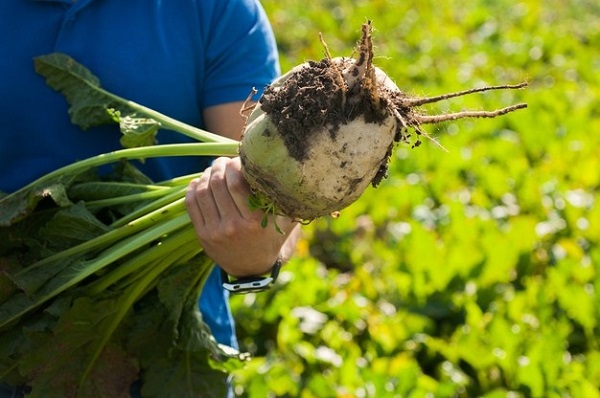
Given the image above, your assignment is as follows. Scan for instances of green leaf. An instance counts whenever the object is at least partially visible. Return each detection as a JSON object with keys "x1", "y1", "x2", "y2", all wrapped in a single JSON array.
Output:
[
  {"x1": 0, "y1": 180, "x2": 75, "y2": 227},
  {"x1": 0, "y1": 298, "x2": 63, "y2": 386},
  {"x1": 3, "y1": 203, "x2": 111, "y2": 296},
  {"x1": 34, "y1": 53, "x2": 129, "y2": 130},
  {"x1": 110, "y1": 109, "x2": 160, "y2": 149},
  {"x1": 128, "y1": 294, "x2": 231, "y2": 398},
  {"x1": 112, "y1": 161, "x2": 154, "y2": 185},
  {"x1": 0, "y1": 166, "x2": 103, "y2": 228},
  {"x1": 19, "y1": 296, "x2": 138, "y2": 398},
  {"x1": 34, "y1": 53, "x2": 231, "y2": 144},
  {"x1": 159, "y1": 258, "x2": 250, "y2": 370},
  {"x1": 140, "y1": 345, "x2": 229, "y2": 398},
  {"x1": 0, "y1": 214, "x2": 190, "y2": 329},
  {"x1": 68, "y1": 181, "x2": 162, "y2": 202},
  {"x1": 39, "y1": 202, "x2": 111, "y2": 251},
  {"x1": 156, "y1": 257, "x2": 210, "y2": 328},
  {"x1": 128, "y1": 258, "x2": 249, "y2": 398}
]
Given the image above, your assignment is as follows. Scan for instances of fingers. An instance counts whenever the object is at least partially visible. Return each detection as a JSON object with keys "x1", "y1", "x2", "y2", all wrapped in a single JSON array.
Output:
[
  {"x1": 223, "y1": 158, "x2": 261, "y2": 220},
  {"x1": 185, "y1": 174, "x2": 209, "y2": 228},
  {"x1": 185, "y1": 157, "x2": 301, "y2": 276},
  {"x1": 208, "y1": 158, "x2": 245, "y2": 220},
  {"x1": 185, "y1": 157, "x2": 257, "y2": 229}
]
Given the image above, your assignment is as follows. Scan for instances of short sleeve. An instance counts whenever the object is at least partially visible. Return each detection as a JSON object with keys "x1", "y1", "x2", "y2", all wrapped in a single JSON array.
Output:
[{"x1": 200, "y1": 0, "x2": 280, "y2": 109}]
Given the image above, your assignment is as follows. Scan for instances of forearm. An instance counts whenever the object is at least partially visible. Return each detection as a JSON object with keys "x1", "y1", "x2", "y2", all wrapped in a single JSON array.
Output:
[{"x1": 216, "y1": 217, "x2": 300, "y2": 278}]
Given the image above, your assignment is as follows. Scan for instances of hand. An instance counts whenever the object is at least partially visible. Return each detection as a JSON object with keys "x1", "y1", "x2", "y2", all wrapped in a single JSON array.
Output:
[{"x1": 185, "y1": 157, "x2": 299, "y2": 277}]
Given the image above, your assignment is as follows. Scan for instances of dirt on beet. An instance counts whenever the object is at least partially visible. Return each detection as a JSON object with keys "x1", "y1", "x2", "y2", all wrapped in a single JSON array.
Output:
[
  {"x1": 252, "y1": 22, "x2": 527, "y2": 193},
  {"x1": 258, "y1": 57, "x2": 399, "y2": 164}
]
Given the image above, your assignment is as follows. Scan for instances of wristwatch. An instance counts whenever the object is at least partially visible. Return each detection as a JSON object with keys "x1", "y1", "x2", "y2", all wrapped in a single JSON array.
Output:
[{"x1": 221, "y1": 257, "x2": 282, "y2": 294}]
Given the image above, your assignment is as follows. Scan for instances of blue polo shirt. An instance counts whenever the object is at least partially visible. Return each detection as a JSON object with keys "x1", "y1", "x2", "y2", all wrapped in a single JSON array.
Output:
[{"x1": 0, "y1": 0, "x2": 279, "y2": 347}]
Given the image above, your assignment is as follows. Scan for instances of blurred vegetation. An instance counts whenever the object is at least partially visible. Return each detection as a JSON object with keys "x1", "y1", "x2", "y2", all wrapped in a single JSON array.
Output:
[{"x1": 231, "y1": 0, "x2": 600, "y2": 396}]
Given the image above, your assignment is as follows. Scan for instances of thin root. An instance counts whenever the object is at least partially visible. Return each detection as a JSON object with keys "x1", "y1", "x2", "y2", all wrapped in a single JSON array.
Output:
[
  {"x1": 417, "y1": 103, "x2": 527, "y2": 124},
  {"x1": 342, "y1": 21, "x2": 374, "y2": 90},
  {"x1": 320, "y1": 32, "x2": 347, "y2": 93},
  {"x1": 404, "y1": 82, "x2": 528, "y2": 107},
  {"x1": 319, "y1": 32, "x2": 333, "y2": 60},
  {"x1": 240, "y1": 87, "x2": 259, "y2": 119},
  {"x1": 414, "y1": 125, "x2": 449, "y2": 152},
  {"x1": 390, "y1": 106, "x2": 408, "y2": 129},
  {"x1": 361, "y1": 21, "x2": 379, "y2": 104}
]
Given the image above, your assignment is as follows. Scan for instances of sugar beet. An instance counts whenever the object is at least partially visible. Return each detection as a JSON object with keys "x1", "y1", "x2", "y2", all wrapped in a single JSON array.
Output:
[{"x1": 239, "y1": 22, "x2": 527, "y2": 220}]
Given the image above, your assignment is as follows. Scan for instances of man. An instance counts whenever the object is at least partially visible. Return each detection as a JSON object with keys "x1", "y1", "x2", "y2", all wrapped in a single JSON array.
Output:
[{"x1": 0, "y1": 0, "x2": 299, "y2": 395}]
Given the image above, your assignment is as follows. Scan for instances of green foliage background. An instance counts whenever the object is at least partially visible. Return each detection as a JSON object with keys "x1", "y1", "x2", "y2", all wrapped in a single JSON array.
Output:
[{"x1": 231, "y1": 1, "x2": 600, "y2": 397}]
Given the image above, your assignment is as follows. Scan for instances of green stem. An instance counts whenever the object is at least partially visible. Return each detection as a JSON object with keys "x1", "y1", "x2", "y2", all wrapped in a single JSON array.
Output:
[
  {"x1": 0, "y1": 362, "x2": 19, "y2": 380},
  {"x1": 55, "y1": 212, "x2": 190, "y2": 290},
  {"x1": 79, "y1": 234, "x2": 203, "y2": 389},
  {"x1": 0, "y1": 213, "x2": 191, "y2": 328},
  {"x1": 84, "y1": 184, "x2": 183, "y2": 209},
  {"x1": 95, "y1": 83, "x2": 238, "y2": 144},
  {"x1": 109, "y1": 188, "x2": 187, "y2": 228},
  {"x1": 156, "y1": 172, "x2": 201, "y2": 187},
  {"x1": 124, "y1": 99, "x2": 238, "y2": 144},
  {"x1": 4, "y1": 142, "x2": 238, "y2": 202},
  {"x1": 135, "y1": 241, "x2": 208, "y2": 302},
  {"x1": 71, "y1": 181, "x2": 172, "y2": 195},
  {"x1": 87, "y1": 226, "x2": 199, "y2": 295},
  {"x1": 14, "y1": 198, "x2": 188, "y2": 280}
]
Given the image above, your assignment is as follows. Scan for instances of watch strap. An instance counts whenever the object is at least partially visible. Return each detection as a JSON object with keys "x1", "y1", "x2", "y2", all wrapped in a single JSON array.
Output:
[{"x1": 221, "y1": 257, "x2": 282, "y2": 294}]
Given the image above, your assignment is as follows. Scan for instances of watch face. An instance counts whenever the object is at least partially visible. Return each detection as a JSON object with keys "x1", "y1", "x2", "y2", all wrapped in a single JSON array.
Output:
[{"x1": 222, "y1": 276, "x2": 274, "y2": 294}]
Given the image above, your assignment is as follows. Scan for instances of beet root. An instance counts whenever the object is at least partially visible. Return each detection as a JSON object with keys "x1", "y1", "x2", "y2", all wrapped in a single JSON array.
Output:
[{"x1": 239, "y1": 22, "x2": 527, "y2": 221}]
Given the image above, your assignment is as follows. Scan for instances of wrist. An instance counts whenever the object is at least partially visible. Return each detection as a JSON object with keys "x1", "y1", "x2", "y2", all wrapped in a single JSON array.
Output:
[
  {"x1": 220, "y1": 253, "x2": 280, "y2": 279},
  {"x1": 220, "y1": 256, "x2": 283, "y2": 294}
]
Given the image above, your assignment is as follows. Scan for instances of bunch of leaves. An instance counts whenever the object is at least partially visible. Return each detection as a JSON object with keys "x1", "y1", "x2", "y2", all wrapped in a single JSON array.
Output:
[
  {"x1": 0, "y1": 54, "x2": 245, "y2": 397},
  {"x1": 230, "y1": 0, "x2": 600, "y2": 397}
]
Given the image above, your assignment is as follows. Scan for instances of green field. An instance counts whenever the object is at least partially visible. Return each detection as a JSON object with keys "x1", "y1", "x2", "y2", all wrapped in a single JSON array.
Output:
[{"x1": 231, "y1": 1, "x2": 600, "y2": 397}]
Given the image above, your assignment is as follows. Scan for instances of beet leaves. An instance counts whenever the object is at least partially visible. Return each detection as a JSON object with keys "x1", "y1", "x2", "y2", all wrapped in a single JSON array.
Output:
[{"x1": 0, "y1": 53, "x2": 244, "y2": 398}]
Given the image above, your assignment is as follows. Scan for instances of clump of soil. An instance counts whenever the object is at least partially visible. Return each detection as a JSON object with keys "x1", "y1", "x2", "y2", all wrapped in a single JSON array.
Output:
[{"x1": 259, "y1": 57, "x2": 393, "y2": 163}]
